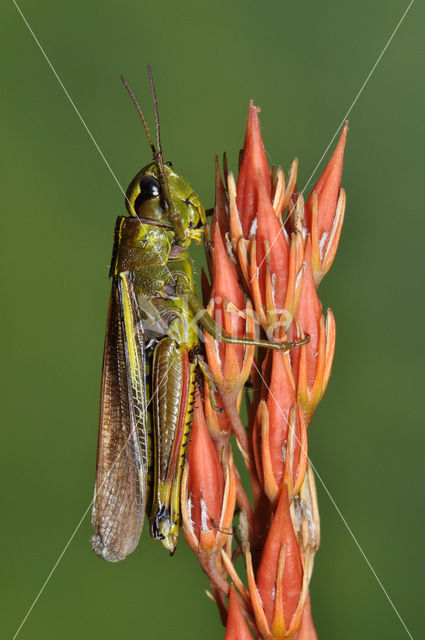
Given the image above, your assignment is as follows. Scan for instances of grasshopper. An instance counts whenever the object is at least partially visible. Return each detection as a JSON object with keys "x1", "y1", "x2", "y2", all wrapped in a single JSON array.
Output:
[{"x1": 91, "y1": 68, "x2": 308, "y2": 561}]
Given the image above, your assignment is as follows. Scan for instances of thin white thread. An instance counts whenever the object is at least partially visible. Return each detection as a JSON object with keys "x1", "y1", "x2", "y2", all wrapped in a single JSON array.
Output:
[
  {"x1": 11, "y1": 0, "x2": 177, "y2": 281},
  {"x1": 252, "y1": 0, "x2": 415, "y2": 281},
  {"x1": 251, "y1": 360, "x2": 413, "y2": 639},
  {"x1": 12, "y1": 506, "x2": 93, "y2": 640},
  {"x1": 12, "y1": 1, "x2": 126, "y2": 200},
  {"x1": 11, "y1": 348, "x2": 177, "y2": 640}
]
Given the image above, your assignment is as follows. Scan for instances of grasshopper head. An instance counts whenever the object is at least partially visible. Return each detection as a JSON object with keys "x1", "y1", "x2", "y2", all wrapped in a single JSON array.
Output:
[
  {"x1": 125, "y1": 162, "x2": 206, "y2": 247},
  {"x1": 121, "y1": 71, "x2": 206, "y2": 248}
]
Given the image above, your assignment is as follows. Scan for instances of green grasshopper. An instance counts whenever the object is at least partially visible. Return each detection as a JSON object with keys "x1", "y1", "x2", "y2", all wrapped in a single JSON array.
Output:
[{"x1": 91, "y1": 68, "x2": 308, "y2": 561}]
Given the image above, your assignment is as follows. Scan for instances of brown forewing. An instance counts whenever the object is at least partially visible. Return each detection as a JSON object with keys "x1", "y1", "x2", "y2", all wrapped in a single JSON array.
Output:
[{"x1": 91, "y1": 274, "x2": 147, "y2": 562}]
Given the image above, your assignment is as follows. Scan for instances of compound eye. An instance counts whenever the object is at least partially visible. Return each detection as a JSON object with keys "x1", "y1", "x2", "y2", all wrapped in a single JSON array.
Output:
[{"x1": 139, "y1": 175, "x2": 161, "y2": 200}]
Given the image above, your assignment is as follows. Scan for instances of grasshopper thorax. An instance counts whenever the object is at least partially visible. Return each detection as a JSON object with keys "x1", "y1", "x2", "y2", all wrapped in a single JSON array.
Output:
[{"x1": 125, "y1": 162, "x2": 206, "y2": 248}]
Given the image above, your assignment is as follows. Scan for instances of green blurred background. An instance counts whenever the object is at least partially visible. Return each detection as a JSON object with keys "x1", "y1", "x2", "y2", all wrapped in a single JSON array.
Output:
[{"x1": 2, "y1": 1, "x2": 424, "y2": 638}]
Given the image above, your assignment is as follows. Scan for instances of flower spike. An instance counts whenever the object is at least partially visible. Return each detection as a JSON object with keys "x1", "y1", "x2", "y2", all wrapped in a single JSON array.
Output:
[{"x1": 185, "y1": 101, "x2": 347, "y2": 639}]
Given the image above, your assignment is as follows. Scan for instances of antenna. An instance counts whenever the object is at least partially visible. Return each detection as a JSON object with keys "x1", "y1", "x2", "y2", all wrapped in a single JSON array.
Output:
[
  {"x1": 121, "y1": 74, "x2": 156, "y2": 157},
  {"x1": 148, "y1": 64, "x2": 162, "y2": 159},
  {"x1": 121, "y1": 68, "x2": 186, "y2": 245}
]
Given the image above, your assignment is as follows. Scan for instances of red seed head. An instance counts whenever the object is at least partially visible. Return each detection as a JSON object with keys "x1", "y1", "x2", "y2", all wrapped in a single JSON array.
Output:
[
  {"x1": 237, "y1": 102, "x2": 271, "y2": 237},
  {"x1": 293, "y1": 595, "x2": 318, "y2": 640},
  {"x1": 187, "y1": 394, "x2": 225, "y2": 546},
  {"x1": 256, "y1": 484, "x2": 303, "y2": 630},
  {"x1": 305, "y1": 123, "x2": 347, "y2": 239},
  {"x1": 255, "y1": 173, "x2": 290, "y2": 317},
  {"x1": 291, "y1": 236, "x2": 322, "y2": 388},
  {"x1": 224, "y1": 585, "x2": 254, "y2": 640}
]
